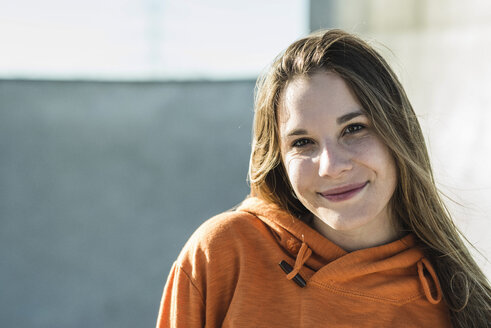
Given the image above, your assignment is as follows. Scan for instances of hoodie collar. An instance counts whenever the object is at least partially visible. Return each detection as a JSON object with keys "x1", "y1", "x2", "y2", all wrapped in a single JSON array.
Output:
[
  {"x1": 237, "y1": 196, "x2": 442, "y2": 304},
  {"x1": 238, "y1": 196, "x2": 347, "y2": 269}
]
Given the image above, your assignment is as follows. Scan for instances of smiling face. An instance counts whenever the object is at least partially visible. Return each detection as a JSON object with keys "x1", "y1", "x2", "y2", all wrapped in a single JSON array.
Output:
[{"x1": 278, "y1": 71, "x2": 398, "y2": 249}]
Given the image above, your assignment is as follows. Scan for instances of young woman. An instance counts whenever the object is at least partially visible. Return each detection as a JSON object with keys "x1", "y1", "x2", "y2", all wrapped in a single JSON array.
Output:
[{"x1": 157, "y1": 30, "x2": 490, "y2": 327}]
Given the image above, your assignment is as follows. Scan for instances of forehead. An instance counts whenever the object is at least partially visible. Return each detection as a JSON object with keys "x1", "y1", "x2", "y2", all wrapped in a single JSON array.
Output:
[{"x1": 278, "y1": 72, "x2": 362, "y2": 126}]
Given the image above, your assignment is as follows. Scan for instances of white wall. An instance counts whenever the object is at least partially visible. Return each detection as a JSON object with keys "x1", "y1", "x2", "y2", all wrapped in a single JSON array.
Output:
[{"x1": 310, "y1": 0, "x2": 491, "y2": 275}]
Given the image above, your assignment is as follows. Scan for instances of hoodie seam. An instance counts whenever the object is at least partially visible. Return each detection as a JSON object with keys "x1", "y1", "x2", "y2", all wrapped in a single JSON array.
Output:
[
  {"x1": 176, "y1": 263, "x2": 206, "y2": 306},
  {"x1": 309, "y1": 280, "x2": 425, "y2": 305}
]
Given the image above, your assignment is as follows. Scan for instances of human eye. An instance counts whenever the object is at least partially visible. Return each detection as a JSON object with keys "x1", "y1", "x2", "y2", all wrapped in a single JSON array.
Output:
[
  {"x1": 343, "y1": 123, "x2": 366, "y2": 135},
  {"x1": 291, "y1": 138, "x2": 313, "y2": 148}
]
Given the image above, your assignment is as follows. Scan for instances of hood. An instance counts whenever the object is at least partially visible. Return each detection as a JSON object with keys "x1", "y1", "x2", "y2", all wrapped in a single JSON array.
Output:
[{"x1": 237, "y1": 196, "x2": 443, "y2": 305}]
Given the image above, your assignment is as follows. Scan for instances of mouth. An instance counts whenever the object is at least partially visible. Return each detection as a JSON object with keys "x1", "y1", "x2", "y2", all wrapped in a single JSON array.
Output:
[{"x1": 318, "y1": 181, "x2": 368, "y2": 202}]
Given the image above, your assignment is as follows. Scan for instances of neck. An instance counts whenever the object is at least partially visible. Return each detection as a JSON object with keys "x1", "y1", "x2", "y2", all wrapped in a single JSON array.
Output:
[{"x1": 311, "y1": 214, "x2": 402, "y2": 252}]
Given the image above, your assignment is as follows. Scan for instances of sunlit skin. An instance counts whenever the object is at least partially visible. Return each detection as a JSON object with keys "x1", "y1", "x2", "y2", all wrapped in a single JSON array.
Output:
[{"x1": 278, "y1": 71, "x2": 400, "y2": 251}]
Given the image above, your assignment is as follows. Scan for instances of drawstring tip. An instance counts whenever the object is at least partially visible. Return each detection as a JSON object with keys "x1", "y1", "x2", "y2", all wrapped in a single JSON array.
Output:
[{"x1": 279, "y1": 260, "x2": 307, "y2": 288}]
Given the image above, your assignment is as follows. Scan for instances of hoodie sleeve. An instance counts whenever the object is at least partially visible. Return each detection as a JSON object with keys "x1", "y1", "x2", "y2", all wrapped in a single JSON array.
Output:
[{"x1": 156, "y1": 262, "x2": 205, "y2": 328}]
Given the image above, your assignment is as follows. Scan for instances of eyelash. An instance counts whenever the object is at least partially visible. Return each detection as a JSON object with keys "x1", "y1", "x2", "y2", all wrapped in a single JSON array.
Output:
[
  {"x1": 291, "y1": 138, "x2": 313, "y2": 148},
  {"x1": 290, "y1": 124, "x2": 366, "y2": 148},
  {"x1": 343, "y1": 123, "x2": 366, "y2": 135}
]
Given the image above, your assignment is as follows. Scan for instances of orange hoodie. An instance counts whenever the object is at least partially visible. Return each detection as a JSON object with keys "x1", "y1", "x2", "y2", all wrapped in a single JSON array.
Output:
[{"x1": 157, "y1": 197, "x2": 451, "y2": 327}]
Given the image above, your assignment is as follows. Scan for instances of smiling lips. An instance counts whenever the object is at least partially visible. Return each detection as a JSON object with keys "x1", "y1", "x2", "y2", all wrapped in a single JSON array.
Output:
[{"x1": 319, "y1": 182, "x2": 368, "y2": 202}]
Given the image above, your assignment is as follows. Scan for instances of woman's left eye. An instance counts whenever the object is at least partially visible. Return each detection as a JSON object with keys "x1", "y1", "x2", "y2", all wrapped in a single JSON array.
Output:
[{"x1": 343, "y1": 124, "x2": 365, "y2": 135}]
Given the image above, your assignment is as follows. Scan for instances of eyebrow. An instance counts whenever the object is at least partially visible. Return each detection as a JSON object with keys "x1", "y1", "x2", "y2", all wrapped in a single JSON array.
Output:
[
  {"x1": 284, "y1": 110, "x2": 366, "y2": 137},
  {"x1": 336, "y1": 110, "x2": 365, "y2": 124},
  {"x1": 286, "y1": 129, "x2": 309, "y2": 137}
]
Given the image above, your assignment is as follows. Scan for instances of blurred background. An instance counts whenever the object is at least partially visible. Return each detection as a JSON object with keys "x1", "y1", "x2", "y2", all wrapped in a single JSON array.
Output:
[{"x1": 1, "y1": 0, "x2": 490, "y2": 326}]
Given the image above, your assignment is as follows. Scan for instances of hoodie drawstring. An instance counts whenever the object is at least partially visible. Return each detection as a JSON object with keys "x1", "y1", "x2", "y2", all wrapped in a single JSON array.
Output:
[
  {"x1": 287, "y1": 242, "x2": 312, "y2": 280},
  {"x1": 279, "y1": 242, "x2": 312, "y2": 288},
  {"x1": 417, "y1": 258, "x2": 443, "y2": 304}
]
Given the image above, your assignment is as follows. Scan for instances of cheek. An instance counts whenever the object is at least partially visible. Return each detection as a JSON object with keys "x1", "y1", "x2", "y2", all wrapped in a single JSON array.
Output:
[
  {"x1": 284, "y1": 156, "x2": 315, "y2": 191},
  {"x1": 355, "y1": 136, "x2": 392, "y2": 165},
  {"x1": 382, "y1": 153, "x2": 398, "y2": 190},
  {"x1": 363, "y1": 139, "x2": 397, "y2": 186}
]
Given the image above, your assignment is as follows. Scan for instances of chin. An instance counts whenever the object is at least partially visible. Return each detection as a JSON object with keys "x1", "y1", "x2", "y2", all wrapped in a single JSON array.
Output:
[{"x1": 315, "y1": 209, "x2": 372, "y2": 231}]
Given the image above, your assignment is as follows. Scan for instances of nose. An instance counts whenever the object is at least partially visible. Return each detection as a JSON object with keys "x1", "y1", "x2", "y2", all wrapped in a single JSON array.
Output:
[{"x1": 317, "y1": 143, "x2": 353, "y2": 178}]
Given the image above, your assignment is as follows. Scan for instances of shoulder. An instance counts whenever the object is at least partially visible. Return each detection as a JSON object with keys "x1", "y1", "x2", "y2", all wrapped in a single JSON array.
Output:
[
  {"x1": 173, "y1": 209, "x2": 272, "y2": 295},
  {"x1": 175, "y1": 209, "x2": 270, "y2": 269},
  {"x1": 191, "y1": 210, "x2": 266, "y2": 245}
]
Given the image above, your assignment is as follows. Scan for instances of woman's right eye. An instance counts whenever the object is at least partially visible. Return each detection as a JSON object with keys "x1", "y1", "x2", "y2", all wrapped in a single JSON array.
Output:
[{"x1": 291, "y1": 138, "x2": 312, "y2": 148}]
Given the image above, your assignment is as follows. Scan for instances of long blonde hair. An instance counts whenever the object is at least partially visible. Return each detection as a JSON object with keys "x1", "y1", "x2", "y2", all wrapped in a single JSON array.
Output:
[{"x1": 249, "y1": 29, "x2": 490, "y2": 328}]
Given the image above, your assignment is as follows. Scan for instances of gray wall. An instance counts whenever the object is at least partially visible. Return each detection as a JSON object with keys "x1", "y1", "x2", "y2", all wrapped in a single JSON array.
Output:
[{"x1": 0, "y1": 79, "x2": 255, "y2": 327}]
